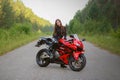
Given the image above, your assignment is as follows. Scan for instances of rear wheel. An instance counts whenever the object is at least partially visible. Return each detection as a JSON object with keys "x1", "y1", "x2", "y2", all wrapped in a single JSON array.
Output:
[
  {"x1": 69, "y1": 54, "x2": 86, "y2": 71},
  {"x1": 36, "y1": 49, "x2": 50, "y2": 67}
]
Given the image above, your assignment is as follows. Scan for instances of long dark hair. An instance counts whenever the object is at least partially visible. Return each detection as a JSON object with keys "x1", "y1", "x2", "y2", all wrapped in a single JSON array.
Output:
[{"x1": 53, "y1": 19, "x2": 65, "y2": 36}]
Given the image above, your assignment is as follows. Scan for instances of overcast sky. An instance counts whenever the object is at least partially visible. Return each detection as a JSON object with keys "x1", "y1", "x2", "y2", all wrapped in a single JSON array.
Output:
[{"x1": 21, "y1": 0, "x2": 89, "y2": 25}]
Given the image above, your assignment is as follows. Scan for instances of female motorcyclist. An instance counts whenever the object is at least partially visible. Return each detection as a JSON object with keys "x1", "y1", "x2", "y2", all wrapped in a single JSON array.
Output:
[{"x1": 53, "y1": 19, "x2": 67, "y2": 68}]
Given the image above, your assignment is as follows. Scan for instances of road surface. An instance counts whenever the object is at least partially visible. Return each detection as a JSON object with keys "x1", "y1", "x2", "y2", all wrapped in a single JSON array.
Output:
[{"x1": 0, "y1": 40, "x2": 120, "y2": 80}]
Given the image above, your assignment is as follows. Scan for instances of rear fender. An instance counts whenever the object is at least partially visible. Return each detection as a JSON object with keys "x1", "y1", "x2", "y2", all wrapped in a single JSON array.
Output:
[
  {"x1": 39, "y1": 39, "x2": 46, "y2": 45},
  {"x1": 36, "y1": 38, "x2": 48, "y2": 47}
]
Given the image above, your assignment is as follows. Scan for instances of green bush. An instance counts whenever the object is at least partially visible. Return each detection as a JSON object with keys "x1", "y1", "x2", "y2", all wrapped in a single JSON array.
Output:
[
  {"x1": 12, "y1": 23, "x2": 32, "y2": 34},
  {"x1": 0, "y1": 23, "x2": 33, "y2": 41},
  {"x1": 0, "y1": 29, "x2": 10, "y2": 40},
  {"x1": 0, "y1": 22, "x2": 52, "y2": 55},
  {"x1": 111, "y1": 27, "x2": 120, "y2": 39}
]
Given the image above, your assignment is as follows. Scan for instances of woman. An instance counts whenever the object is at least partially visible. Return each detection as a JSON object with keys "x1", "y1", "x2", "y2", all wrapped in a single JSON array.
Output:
[
  {"x1": 53, "y1": 19, "x2": 67, "y2": 68},
  {"x1": 53, "y1": 19, "x2": 67, "y2": 40}
]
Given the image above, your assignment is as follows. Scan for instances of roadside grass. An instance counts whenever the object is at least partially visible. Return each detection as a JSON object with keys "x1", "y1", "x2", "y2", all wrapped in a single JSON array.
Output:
[
  {"x1": 0, "y1": 32, "x2": 49, "y2": 56},
  {"x1": 79, "y1": 35, "x2": 120, "y2": 55}
]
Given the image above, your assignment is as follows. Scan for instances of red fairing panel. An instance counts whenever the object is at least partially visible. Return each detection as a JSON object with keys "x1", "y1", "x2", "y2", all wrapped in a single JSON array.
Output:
[
  {"x1": 59, "y1": 39, "x2": 77, "y2": 50},
  {"x1": 59, "y1": 54, "x2": 69, "y2": 64},
  {"x1": 73, "y1": 51, "x2": 82, "y2": 60}
]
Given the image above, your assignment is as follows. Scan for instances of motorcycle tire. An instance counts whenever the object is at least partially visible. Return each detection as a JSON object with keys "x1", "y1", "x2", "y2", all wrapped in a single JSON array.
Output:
[
  {"x1": 36, "y1": 49, "x2": 50, "y2": 67},
  {"x1": 69, "y1": 54, "x2": 86, "y2": 71}
]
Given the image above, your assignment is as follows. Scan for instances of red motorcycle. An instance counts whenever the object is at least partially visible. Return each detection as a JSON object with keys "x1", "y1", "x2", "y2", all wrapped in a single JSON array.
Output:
[{"x1": 35, "y1": 34, "x2": 86, "y2": 71}]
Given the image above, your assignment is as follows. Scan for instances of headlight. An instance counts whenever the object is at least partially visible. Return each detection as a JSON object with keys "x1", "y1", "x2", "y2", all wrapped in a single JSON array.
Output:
[{"x1": 76, "y1": 43, "x2": 80, "y2": 47}]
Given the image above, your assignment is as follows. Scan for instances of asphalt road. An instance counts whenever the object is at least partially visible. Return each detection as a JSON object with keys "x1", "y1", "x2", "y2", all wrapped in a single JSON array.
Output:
[{"x1": 0, "y1": 40, "x2": 120, "y2": 80}]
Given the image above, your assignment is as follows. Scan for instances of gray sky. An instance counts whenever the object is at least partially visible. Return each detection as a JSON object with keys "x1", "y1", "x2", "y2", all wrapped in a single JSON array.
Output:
[{"x1": 21, "y1": 0, "x2": 89, "y2": 25}]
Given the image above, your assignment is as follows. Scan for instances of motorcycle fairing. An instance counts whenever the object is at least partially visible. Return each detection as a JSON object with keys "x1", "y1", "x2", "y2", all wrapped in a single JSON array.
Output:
[
  {"x1": 73, "y1": 51, "x2": 82, "y2": 60},
  {"x1": 59, "y1": 54, "x2": 69, "y2": 64},
  {"x1": 59, "y1": 38, "x2": 77, "y2": 50}
]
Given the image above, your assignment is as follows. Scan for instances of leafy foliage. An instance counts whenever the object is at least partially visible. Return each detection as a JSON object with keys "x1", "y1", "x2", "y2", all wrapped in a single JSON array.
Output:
[
  {"x1": 0, "y1": 0, "x2": 51, "y2": 31},
  {"x1": 68, "y1": 0, "x2": 120, "y2": 38}
]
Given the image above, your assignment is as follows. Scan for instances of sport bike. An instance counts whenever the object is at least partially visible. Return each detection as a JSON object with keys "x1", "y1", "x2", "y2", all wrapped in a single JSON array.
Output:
[{"x1": 35, "y1": 34, "x2": 86, "y2": 71}]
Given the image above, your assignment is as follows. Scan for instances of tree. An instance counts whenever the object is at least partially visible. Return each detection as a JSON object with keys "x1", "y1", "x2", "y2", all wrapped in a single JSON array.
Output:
[{"x1": 0, "y1": 0, "x2": 14, "y2": 28}]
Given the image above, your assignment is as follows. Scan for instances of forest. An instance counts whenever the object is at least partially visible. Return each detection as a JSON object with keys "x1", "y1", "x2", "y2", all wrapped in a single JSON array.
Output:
[
  {"x1": 0, "y1": 0, "x2": 52, "y2": 55},
  {"x1": 68, "y1": 0, "x2": 120, "y2": 54},
  {"x1": 0, "y1": 0, "x2": 51, "y2": 30}
]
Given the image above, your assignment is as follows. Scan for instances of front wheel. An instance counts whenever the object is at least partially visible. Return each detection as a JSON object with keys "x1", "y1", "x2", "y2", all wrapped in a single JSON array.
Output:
[
  {"x1": 69, "y1": 54, "x2": 86, "y2": 71},
  {"x1": 36, "y1": 49, "x2": 50, "y2": 67}
]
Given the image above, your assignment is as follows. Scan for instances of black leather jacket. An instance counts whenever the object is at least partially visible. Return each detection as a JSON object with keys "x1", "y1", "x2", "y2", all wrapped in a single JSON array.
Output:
[{"x1": 53, "y1": 26, "x2": 67, "y2": 40}]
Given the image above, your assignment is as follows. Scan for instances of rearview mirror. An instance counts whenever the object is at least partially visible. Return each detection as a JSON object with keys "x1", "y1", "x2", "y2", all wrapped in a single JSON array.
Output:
[
  {"x1": 70, "y1": 35, "x2": 74, "y2": 38},
  {"x1": 82, "y1": 38, "x2": 86, "y2": 41}
]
